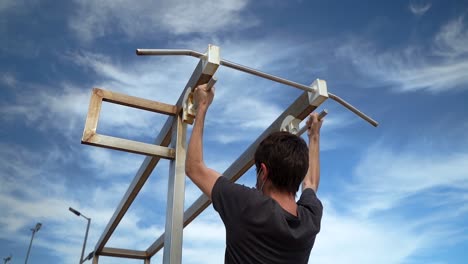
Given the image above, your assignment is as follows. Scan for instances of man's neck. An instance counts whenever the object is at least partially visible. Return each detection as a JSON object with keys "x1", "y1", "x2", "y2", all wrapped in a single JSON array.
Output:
[{"x1": 267, "y1": 189, "x2": 298, "y2": 216}]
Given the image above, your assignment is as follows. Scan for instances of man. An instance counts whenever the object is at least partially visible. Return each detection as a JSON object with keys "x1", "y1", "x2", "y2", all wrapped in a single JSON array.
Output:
[{"x1": 185, "y1": 84, "x2": 323, "y2": 263}]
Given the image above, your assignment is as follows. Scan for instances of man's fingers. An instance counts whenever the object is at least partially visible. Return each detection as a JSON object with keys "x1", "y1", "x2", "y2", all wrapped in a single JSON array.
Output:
[{"x1": 306, "y1": 111, "x2": 325, "y2": 130}]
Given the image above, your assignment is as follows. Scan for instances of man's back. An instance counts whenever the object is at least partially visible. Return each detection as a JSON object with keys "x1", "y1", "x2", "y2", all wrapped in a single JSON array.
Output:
[{"x1": 212, "y1": 177, "x2": 323, "y2": 264}]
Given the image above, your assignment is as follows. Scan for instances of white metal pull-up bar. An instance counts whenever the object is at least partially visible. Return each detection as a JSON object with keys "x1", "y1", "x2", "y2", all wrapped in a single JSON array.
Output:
[{"x1": 136, "y1": 48, "x2": 379, "y2": 127}]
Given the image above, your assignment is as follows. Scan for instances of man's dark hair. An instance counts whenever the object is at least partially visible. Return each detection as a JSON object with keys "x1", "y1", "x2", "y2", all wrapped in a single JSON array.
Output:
[{"x1": 254, "y1": 131, "x2": 309, "y2": 194}]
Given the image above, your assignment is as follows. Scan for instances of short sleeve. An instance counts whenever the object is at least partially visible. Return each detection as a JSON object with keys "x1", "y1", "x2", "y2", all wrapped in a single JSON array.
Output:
[
  {"x1": 297, "y1": 188, "x2": 323, "y2": 226},
  {"x1": 212, "y1": 176, "x2": 259, "y2": 227}
]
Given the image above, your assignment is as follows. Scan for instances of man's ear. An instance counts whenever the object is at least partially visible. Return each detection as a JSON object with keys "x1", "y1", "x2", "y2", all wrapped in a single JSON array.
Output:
[{"x1": 260, "y1": 163, "x2": 268, "y2": 181}]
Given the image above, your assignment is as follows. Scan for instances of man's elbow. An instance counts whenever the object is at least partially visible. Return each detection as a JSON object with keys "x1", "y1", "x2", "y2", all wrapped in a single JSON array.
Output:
[{"x1": 303, "y1": 180, "x2": 318, "y2": 192}]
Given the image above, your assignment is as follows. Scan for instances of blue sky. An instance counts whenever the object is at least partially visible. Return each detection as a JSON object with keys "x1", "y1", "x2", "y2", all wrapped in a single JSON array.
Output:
[{"x1": 1, "y1": 0, "x2": 468, "y2": 263}]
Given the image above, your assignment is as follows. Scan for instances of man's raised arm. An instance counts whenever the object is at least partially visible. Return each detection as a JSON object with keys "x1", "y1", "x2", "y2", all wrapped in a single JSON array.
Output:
[
  {"x1": 302, "y1": 112, "x2": 323, "y2": 193},
  {"x1": 185, "y1": 84, "x2": 221, "y2": 199}
]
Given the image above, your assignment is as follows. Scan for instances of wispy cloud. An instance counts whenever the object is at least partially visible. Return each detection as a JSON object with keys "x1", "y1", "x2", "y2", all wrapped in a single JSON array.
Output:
[
  {"x1": 352, "y1": 143, "x2": 468, "y2": 216},
  {"x1": 2, "y1": 35, "x2": 337, "y2": 146},
  {"x1": 336, "y1": 15, "x2": 468, "y2": 93},
  {"x1": 409, "y1": 1, "x2": 432, "y2": 16},
  {"x1": 434, "y1": 15, "x2": 468, "y2": 57},
  {"x1": 0, "y1": 143, "x2": 166, "y2": 264},
  {"x1": 310, "y1": 137, "x2": 468, "y2": 263},
  {"x1": 0, "y1": 72, "x2": 16, "y2": 87},
  {"x1": 69, "y1": 0, "x2": 256, "y2": 42},
  {"x1": 0, "y1": 0, "x2": 18, "y2": 12}
]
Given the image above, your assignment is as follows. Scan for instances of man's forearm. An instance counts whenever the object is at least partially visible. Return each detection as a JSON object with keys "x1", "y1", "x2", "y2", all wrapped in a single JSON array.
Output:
[
  {"x1": 186, "y1": 107, "x2": 207, "y2": 175},
  {"x1": 303, "y1": 134, "x2": 320, "y2": 192}
]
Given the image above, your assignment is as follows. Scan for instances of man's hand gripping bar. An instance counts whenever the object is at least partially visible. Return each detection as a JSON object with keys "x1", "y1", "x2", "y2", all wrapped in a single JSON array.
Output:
[
  {"x1": 297, "y1": 110, "x2": 328, "y2": 136},
  {"x1": 183, "y1": 77, "x2": 217, "y2": 124}
]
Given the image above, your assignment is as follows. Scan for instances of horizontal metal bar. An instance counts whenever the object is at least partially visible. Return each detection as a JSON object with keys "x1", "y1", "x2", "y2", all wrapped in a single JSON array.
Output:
[
  {"x1": 135, "y1": 48, "x2": 316, "y2": 94},
  {"x1": 82, "y1": 134, "x2": 176, "y2": 159},
  {"x1": 134, "y1": 48, "x2": 381, "y2": 127},
  {"x1": 100, "y1": 247, "x2": 147, "y2": 259},
  {"x1": 328, "y1": 93, "x2": 379, "y2": 127},
  {"x1": 136, "y1": 49, "x2": 204, "y2": 58},
  {"x1": 220, "y1": 60, "x2": 315, "y2": 93}
]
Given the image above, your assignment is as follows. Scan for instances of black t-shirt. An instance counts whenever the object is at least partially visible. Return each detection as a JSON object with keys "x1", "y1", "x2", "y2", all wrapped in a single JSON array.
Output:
[{"x1": 212, "y1": 176, "x2": 323, "y2": 264}]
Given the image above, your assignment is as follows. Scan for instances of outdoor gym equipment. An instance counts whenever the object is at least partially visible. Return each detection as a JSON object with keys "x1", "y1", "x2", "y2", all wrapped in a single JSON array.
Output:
[{"x1": 81, "y1": 44, "x2": 378, "y2": 264}]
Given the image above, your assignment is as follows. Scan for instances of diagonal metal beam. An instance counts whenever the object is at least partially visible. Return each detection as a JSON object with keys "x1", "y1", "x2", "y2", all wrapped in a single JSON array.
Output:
[
  {"x1": 146, "y1": 79, "x2": 328, "y2": 256},
  {"x1": 93, "y1": 46, "x2": 220, "y2": 254}
]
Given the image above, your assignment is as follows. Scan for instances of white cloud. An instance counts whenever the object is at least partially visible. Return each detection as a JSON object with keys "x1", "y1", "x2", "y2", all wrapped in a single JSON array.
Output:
[
  {"x1": 1, "y1": 72, "x2": 16, "y2": 87},
  {"x1": 2, "y1": 35, "x2": 332, "y2": 147},
  {"x1": 434, "y1": 15, "x2": 468, "y2": 57},
  {"x1": 351, "y1": 144, "x2": 468, "y2": 217},
  {"x1": 182, "y1": 209, "x2": 226, "y2": 263},
  {"x1": 0, "y1": 0, "x2": 18, "y2": 12},
  {"x1": 336, "y1": 16, "x2": 468, "y2": 93},
  {"x1": 311, "y1": 199, "x2": 446, "y2": 264},
  {"x1": 308, "y1": 139, "x2": 468, "y2": 263},
  {"x1": 69, "y1": 0, "x2": 255, "y2": 42},
  {"x1": 409, "y1": 2, "x2": 432, "y2": 16}
]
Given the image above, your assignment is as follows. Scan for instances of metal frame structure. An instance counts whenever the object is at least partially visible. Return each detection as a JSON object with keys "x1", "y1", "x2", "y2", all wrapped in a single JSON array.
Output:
[{"x1": 81, "y1": 44, "x2": 377, "y2": 264}]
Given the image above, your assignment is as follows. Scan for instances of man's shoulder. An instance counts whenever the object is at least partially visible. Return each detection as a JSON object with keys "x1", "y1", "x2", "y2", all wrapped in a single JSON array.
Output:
[
  {"x1": 213, "y1": 176, "x2": 256, "y2": 194},
  {"x1": 212, "y1": 177, "x2": 263, "y2": 206}
]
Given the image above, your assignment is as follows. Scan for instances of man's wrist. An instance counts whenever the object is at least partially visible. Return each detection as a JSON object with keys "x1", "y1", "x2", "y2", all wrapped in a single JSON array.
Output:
[
  {"x1": 309, "y1": 133, "x2": 320, "y2": 142},
  {"x1": 197, "y1": 105, "x2": 209, "y2": 115}
]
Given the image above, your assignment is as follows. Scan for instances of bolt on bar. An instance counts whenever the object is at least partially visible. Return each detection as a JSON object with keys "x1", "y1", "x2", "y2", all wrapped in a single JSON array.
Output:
[{"x1": 136, "y1": 48, "x2": 379, "y2": 127}]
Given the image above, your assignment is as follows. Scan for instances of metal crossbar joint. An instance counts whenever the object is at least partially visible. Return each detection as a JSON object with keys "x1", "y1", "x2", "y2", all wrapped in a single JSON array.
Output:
[
  {"x1": 183, "y1": 77, "x2": 217, "y2": 124},
  {"x1": 308, "y1": 79, "x2": 328, "y2": 106},
  {"x1": 280, "y1": 115, "x2": 301, "y2": 134},
  {"x1": 182, "y1": 45, "x2": 220, "y2": 124}
]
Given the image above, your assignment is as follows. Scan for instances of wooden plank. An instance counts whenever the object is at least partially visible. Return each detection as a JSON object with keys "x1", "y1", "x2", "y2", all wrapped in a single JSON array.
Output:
[
  {"x1": 82, "y1": 88, "x2": 103, "y2": 142},
  {"x1": 93, "y1": 51, "x2": 219, "y2": 254},
  {"x1": 100, "y1": 247, "x2": 147, "y2": 259},
  {"x1": 146, "y1": 85, "x2": 326, "y2": 256},
  {"x1": 83, "y1": 134, "x2": 175, "y2": 159},
  {"x1": 98, "y1": 88, "x2": 178, "y2": 116}
]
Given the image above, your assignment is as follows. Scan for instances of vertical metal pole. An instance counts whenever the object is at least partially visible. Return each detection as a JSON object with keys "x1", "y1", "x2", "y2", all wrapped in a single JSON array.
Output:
[
  {"x1": 162, "y1": 114, "x2": 187, "y2": 264},
  {"x1": 80, "y1": 218, "x2": 91, "y2": 264},
  {"x1": 92, "y1": 255, "x2": 99, "y2": 264},
  {"x1": 144, "y1": 258, "x2": 151, "y2": 264},
  {"x1": 24, "y1": 230, "x2": 36, "y2": 264}
]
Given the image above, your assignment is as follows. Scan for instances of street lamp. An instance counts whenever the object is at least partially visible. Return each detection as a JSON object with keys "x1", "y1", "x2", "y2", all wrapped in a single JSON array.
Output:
[
  {"x1": 25, "y1": 222, "x2": 41, "y2": 264},
  {"x1": 3, "y1": 255, "x2": 12, "y2": 264},
  {"x1": 69, "y1": 207, "x2": 91, "y2": 264}
]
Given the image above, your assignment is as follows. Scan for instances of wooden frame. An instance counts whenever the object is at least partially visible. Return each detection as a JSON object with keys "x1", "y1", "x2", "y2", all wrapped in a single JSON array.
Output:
[{"x1": 82, "y1": 88, "x2": 177, "y2": 159}]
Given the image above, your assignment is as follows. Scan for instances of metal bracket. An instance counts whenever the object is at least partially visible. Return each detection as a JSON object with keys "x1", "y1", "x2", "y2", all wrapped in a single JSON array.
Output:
[
  {"x1": 182, "y1": 45, "x2": 220, "y2": 124},
  {"x1": 280, "y1": 115, "x2": 301, "y2": 134},
  {"x1": 308, "y1": 79, "x2": 328, "y2": 106},
  {"x1": 182, "y1": 77, "x2": 217, "y2": 124},
  {"x1": 281, "y1": 109, "x2": 329, "y2": 135}
]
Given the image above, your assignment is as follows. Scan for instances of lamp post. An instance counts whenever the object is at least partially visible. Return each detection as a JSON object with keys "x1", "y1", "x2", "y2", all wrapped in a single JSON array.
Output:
[
  {"x1": 3, "y1": 255, "x2": 12, "y2": 264},
  {"x1": 69, "y1": 207, "x2": 91, "y2": 264},
  {"x1": 25, "y1": 222, "x2": 41, "y2": 264}
]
